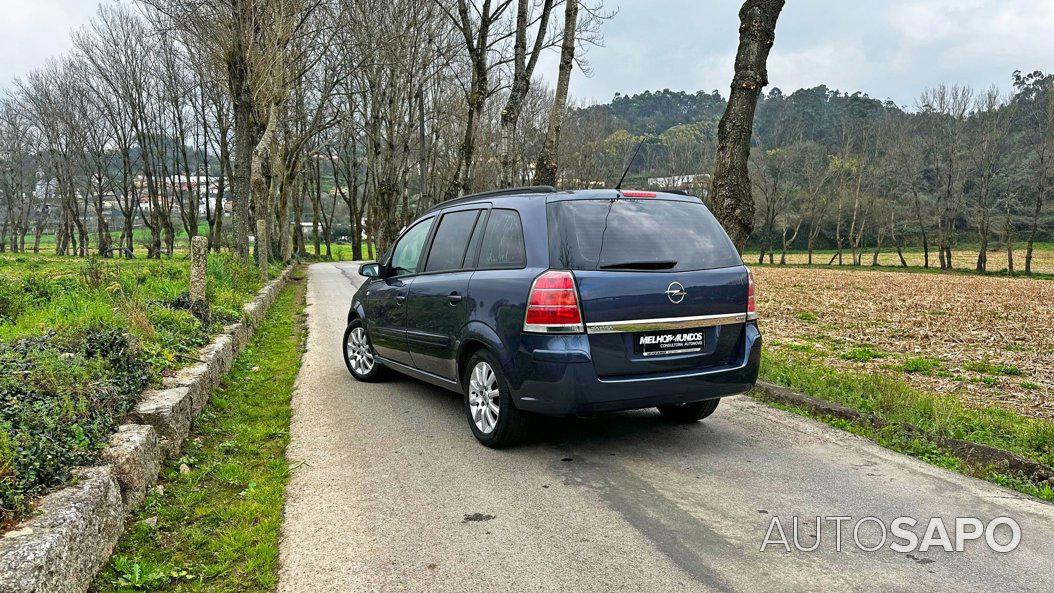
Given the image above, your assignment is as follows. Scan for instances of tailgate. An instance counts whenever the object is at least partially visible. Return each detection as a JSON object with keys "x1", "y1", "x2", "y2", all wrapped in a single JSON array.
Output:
[{"x1": 575, "y1": 267, "x2": 748, "y2": 377}]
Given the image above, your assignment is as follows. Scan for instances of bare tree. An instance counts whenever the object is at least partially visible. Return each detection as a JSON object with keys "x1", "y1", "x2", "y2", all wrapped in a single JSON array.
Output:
[
  {"x1": 497, "y1": 0, "x2": 556, "y2": 186},
  {"x1": 533, "y1": 0, "x2": 579, "y2": 187},
  {"x1": 968, "y1": 88, "x2": 1014, "y2": 272},
  {"x1": 1019, "y1": 74, "x2": 1054, "y2": 274},
  {"x1": 709, "y1": 0, "x2": 785, "y2": 251}
]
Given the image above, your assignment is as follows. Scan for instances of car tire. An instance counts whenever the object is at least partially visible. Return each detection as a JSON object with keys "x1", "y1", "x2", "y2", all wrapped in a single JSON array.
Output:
[
  {"x1": 343, "y1": 320, "x2": 386, "y2": 382},
  {"x1": 463, "y1": 350, "x2": 530, "y2": 448},
  {"x1": 657, "y1": 398, "x2": 721, "y2": 422}
]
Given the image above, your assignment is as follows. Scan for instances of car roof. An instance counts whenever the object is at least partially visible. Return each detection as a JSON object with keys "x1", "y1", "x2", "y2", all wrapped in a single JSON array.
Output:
[{"x1": 424, "y1": 187, "x2": 701, "y2": 215}]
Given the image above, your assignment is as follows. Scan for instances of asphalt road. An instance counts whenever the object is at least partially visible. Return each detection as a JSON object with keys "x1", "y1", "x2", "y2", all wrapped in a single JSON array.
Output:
[{"x1": 278, "y1": 262, "x2": 1054, "y2": 593}]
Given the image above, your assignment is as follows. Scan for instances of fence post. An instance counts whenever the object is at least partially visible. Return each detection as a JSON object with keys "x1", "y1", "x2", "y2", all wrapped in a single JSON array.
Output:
[
  {"x1": 190, "y1": 235, "x2": 208, "y2": 308},
  {"x1": 256, "y1": 220, "x2": 269, "y2": 282}
]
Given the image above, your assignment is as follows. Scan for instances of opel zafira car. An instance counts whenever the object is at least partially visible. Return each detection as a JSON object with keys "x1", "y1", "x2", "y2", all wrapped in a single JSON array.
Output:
[{"x1": 343, "y1": 186, "x2": 761, "y2": 447}]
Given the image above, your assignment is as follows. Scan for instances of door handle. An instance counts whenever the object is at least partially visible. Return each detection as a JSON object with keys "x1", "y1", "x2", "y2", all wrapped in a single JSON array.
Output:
[
  {"x1": 448, "y1": 292, "x2": 464, "y2": 304},
  {"x1": 395, "y1": 294, "x2": 407, "y2": 304}
]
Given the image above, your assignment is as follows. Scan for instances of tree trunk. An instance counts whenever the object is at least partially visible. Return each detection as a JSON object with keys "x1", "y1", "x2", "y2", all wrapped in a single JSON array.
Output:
[
  {"x1": 533, "y1": 0, "x2": 577, "y2": 188},
  {"x1": 911, "y1": 189, "x2": 929, "y2": 268},
  {"x1": 252, "y1": 104, "x2": 279, "y2": 281},
  {"x1": 1005, "y1": 202, "x2": 1015, "y2": 275},
  {"x1": 1024, "y1": 181, "x2": 1044, "y2": 275},
  {"x1": 708, "y1": 0, "x2": 785, "y2": 251},
  {"x1": 228, "y1": 50, "x2": 253, "y2": 262}
]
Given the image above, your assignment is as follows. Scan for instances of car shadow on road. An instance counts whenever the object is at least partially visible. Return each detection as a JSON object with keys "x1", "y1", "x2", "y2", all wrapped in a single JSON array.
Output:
[
  {"x1": 531, "y1": 412, "x2": 729, "y2": 451},
  {"x1": 379, "y1": 372, "x2": 732, "y2": 453}
]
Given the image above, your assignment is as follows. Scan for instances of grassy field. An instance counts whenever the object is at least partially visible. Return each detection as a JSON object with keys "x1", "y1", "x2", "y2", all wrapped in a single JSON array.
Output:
[
  {"x1": 0, "y1": 252, "x2": 282, "y2": 526},
  {"x1": 0, "y1": 253, "x2": 281, "y2": 364},
  {"x1": 753, "y1": 266, "x2": 1053, "y2": 419},
  {"x1": 307, "y1": 242, "x2": 375, "y2": 262},
  {"x1": 94, "y1": 268, "x2": 307, "y2": 593},
  {"x1": 745, "y1": 243, "x2": 1054, "y2": 276}
]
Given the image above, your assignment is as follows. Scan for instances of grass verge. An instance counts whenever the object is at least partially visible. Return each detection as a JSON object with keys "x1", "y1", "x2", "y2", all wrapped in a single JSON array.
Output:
[
  {"x1": 756, "y1": 348, "x2": 1054, "y2": 503},
  {"x1": 94, "y1": 267, "x2": 307, "y2": 592}
]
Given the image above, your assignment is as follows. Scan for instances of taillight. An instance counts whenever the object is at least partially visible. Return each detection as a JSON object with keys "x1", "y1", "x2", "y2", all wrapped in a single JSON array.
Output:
[
  {"x1": 620, "y1": 190, "x2": 656, "y2": 198},
  {"x1": 747, "y1": 268, "x2": 758, "y2": 321},
  {"x1": 523, "y1": 270, "x2": 584, "y2": 333}
]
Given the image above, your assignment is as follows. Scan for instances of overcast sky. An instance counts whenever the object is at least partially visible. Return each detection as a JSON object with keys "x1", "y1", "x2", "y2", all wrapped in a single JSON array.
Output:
[{"x1": 2, "y1": 0, "x2": 1053, "y2": 108}]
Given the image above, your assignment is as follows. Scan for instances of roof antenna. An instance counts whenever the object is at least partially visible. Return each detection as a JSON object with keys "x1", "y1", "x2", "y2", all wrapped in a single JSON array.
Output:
[{"x1": 614, "y1": 138, "x2": 645, "y2": 191}]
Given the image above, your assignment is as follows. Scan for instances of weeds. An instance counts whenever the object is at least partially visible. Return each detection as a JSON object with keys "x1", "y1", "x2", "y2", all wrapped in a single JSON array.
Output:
[
  {"x1": 0, "y1": 253, "x2": 281, "y2": 525},
  {"x1": 901, "y1": 357, "x2": 942, "y2": 374},
  {"x1": 963, "y1": 360, "x2": 1024, "y2": 376}
]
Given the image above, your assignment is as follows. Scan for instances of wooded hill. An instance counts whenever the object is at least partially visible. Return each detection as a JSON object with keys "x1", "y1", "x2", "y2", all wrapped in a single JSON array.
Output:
[{"x1": 559, "y1": 76, "x2": 1054, "y2": 272}]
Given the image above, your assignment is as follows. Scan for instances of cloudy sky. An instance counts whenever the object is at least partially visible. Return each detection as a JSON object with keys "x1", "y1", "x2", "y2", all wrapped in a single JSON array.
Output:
[{"x1": 2, "y1": 0, "x2": 1054, "y2": 107}]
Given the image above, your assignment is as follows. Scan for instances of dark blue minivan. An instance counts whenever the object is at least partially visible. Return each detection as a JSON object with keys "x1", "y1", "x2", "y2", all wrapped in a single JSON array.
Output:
[{"x1": 343, "y1": 187, "x2": 761, "y2": 447}]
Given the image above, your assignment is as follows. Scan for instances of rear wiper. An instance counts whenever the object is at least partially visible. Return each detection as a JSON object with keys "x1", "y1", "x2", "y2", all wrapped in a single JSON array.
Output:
[{"x1": 598, "y1": 260, "x2": 678, "y2": 270}]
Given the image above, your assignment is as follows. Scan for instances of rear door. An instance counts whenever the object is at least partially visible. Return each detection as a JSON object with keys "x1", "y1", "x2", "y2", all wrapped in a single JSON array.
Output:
[
  {"x1": 366, "y1": 216, "x2": 433, "y2": 365},
  {"x1": 547, "y1": 197, "x2": 748, "y2": 377},
  {"x1": 405, "y1": 207, "x2": 486, "y2": 378}
]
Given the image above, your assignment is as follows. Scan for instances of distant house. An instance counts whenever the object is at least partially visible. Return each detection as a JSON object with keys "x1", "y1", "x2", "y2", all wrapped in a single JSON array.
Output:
[{"x1": 646, "y1": 173, "x2": 709, "y2": 189}]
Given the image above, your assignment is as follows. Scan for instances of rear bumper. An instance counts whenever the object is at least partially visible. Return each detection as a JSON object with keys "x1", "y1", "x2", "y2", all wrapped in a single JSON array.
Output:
[{"x1": 511, "y1": 323, "x2": 761, "y2": 416}]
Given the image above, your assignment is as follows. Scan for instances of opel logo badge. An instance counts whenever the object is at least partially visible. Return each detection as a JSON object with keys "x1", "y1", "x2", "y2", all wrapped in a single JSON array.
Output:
[{"x1": 665, "y1": 282, "x2": 687, "y2": 304}]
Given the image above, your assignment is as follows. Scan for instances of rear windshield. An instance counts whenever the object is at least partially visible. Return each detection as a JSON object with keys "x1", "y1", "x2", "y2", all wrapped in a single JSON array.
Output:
[{"x1": 547, "y1": 198, "x2": 742, "y2": 272}]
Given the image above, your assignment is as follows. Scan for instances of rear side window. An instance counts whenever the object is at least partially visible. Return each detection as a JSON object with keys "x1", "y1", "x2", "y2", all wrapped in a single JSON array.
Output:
[
  {"x1": 547, "y1": 199, "x2": 741, "y2": 271},
  {"x1": 425, "y1": 209, "x2": 481, "y2": 272},
  {"x1": 478, "y1": 209, "x2": 526, "y2": 269}
]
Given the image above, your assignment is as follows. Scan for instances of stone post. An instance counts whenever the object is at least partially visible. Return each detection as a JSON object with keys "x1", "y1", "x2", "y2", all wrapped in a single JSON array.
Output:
[
  {"x1": 282, "y1": 222, "x2": 295, "y2": 262},
  {"x1": 256, "y1": 219, "x2": 269, "y2": 282},
  {"x1": 190, "y1": 236, "x2": 208, "y2": 305},
  {"x1": 189, "y1": 234, "x2": 209, "y2": 322}
]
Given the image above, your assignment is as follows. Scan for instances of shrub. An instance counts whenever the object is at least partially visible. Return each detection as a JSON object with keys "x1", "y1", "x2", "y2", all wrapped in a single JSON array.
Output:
[{"x1": 0, "y1": 281, "x2": 24, "y2": 323}]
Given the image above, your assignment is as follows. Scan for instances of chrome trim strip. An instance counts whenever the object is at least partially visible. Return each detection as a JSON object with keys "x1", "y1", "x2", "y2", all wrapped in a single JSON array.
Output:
[
  {"x1": 523, "y1": 323, "x2": 584, "y2": 334},
  {"x1": 585, "y1": 312, "x2": 747, "y2": 334}
]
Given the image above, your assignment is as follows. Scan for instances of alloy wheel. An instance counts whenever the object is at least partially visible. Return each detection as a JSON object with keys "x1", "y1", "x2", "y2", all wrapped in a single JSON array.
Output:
[
  {"x1": 468, "y1": 361, "x2": 500, "y2": 434},
  {"x1": 346, "y1": 327, "x2": 375, "y2": 376}
]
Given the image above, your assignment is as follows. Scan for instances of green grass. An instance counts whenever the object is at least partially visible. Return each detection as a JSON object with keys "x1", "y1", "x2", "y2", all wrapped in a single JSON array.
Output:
[
  {"x1": 758, "y1": 348, "x2": 1054, "y2": 502},
  {"x1": 307, "y1": 242, "x2": 375, "y2": 262},
  {"x1": 839, "y1": 345, "x2": 885, "y2": 362},
  {"x1": 900, "y1": 356, "x2": 942, "y2": 375},
  {"x1": 30, "y1": 222, "x2": 212, "y2": 252},
  {"x1": 963, "y1": 360, "x2": 1024, "y2": 376},
  {"x1": 95, "y1": 268, "x2": 307, "y2": 593},
  {"x1": 0, "y1": 253, "x2": 281, "y2": 374},
  {"x1": 744, "y1": 242, "x2": 1054, "y2": 280},
  {"x1": 795, "y1": 311, "x2": 818, "y2": 323}
]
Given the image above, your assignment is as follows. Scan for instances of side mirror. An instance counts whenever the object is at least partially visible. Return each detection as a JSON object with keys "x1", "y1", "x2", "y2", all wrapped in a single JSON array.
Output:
[{"x1": 359, "y1": 263, "x2": 380, "y2": 278}]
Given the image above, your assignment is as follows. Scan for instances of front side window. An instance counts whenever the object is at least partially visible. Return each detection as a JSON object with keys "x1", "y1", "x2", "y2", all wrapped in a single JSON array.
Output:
[
  {"x1": 389, "y1": 217, "x2": 434, "y2": 276},
  {"x1": 425, "y1": 209, "x2": 481, "y2": 272},
  {"x1": 478, "y1": 209, "x2": 526, "y2": 269}
]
